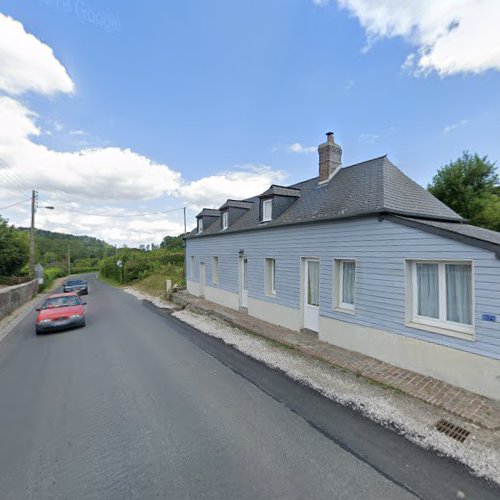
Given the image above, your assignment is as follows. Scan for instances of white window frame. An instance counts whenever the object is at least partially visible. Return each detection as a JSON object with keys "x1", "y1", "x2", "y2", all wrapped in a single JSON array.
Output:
[
  {"x1": 262, "y1": 199, "x2": 272, "y2": 222},
  {"x1": 333, "y1": 259, "x2": 356, "y2": 314},
  {"x1": 264, "y1": 258, "x2": 276, "y2": 296},
  {"x1": 212, "y1": 256, "x2": 219, "y2": 285},
  {"x1": 197, "y1": 218, "x2": 203, "y2": 234},
  {"x1": 190, "y1": 256, "x2": 195, "y2": 279},
  {"x1": 222, "y1": 211, "x2": 228, "y2": 230},
  {"x1": 405, "y1": 259, "x2": 475, "y2": 339}
]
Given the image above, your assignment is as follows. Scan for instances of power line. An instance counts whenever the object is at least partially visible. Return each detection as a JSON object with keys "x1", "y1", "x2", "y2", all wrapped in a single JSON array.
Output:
[
  {"x1": 0, "y1": 172, "x2": 31, "y2": 198},
  {"x1": 61, "y1": 206, "x2": 186, "y2": 218},
  {"x1": 0, "y1": 198, "x2": 31, "y2": 211},
  {"x1": 0, "y1": 159, "x2": 33, "y2": 197}
]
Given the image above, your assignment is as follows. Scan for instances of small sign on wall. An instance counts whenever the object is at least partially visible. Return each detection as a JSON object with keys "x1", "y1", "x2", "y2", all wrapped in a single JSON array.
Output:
[{"x1": 481, "y1": 314, "x2": 497, "y2": 322}]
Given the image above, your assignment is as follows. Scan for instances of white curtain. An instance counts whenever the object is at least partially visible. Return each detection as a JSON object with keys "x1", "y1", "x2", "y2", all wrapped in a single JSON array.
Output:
[
  {"x1": 416, "y1": 263, "x2": 439, "y2": 318},
  {"x1": 342, "y1": 261, "x2": 355, "y2": 305},
  {"x1": 307, "y1": 261, "x2": 319, "y2": 306},
  {"x1": 446, "y1": 264, "x2": 472, "y2": 324}
]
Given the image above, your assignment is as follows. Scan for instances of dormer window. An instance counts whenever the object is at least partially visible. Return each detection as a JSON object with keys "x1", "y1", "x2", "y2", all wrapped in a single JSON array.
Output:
[
  {"x1": 262, "y1": 199, "x2": 272, "y2": 222},
  {"x1": 222, "y1": 211, "x2": 229, "y2": 230},
  {"x1": 197, "y1": 218, "x2": 203, "y2": 233}
]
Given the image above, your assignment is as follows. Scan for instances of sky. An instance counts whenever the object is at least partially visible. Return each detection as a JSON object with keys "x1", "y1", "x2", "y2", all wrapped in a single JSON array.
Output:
[{"x1": 0, "y1": 0, "x2": 499, "y2": 247}]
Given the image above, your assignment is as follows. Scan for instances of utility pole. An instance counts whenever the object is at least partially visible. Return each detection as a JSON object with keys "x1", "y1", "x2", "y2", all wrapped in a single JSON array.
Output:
[
  {"x1": 29, "y1": 190, "x2": 36, "y2": 278},
  {"x1": 183, "y1": 206, "x2": 186, "y2": 235},
  {"x1": 28, "y1": 193, "x2": 54, "y2": 278}
]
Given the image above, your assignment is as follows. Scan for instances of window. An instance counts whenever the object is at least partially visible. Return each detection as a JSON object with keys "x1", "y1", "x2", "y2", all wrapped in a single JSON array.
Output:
[
  {"x1": 222, "y1": 211, "x2": 228, "y2": 230},
  {"x1": 334, "y1": 259, "x2": 356, "y2": 312},
  {"x1": 212, "y1": 256, "x2": 219, "y2": 285},
  {"x1": 408, "y1": 260, "x2": 473, "y2": 336},
  {"x1": 262, "y1": 199, "x2": 272, "y2": 222},
  {"x1": 190, "y1": 256, "x2": 195, "y2": 278},
  {"x1": 197, "y1": 218, "x2": 203, "y2": 233},
  {"x1": 264, "y1": 258, "x2": 276, "y2": 296}
]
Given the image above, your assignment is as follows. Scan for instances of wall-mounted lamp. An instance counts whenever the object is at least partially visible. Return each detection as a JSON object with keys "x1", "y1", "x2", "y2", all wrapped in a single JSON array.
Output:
[{"x1": 238, "y1": 249, "x2": 244, "y2": 256}]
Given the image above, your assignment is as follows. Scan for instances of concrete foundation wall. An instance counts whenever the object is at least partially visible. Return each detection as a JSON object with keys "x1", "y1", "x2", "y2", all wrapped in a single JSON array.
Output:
[
  {"x1": 248, "y1": 297, "x2": 301, "y2": 331},
  {"x1": 204, "y1": 285, "x2": 240, "y2": 310},
  {"x1": 0, "y1": 280, "x2": 38, "y2": 321},
  {"x1": 320, "y1": 316, "x2": 500, "y2": 400}
]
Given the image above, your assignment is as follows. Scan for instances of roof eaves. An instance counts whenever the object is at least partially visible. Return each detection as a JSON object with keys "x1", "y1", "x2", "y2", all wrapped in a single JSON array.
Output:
[{"x1": 184, "y1": 211, "x2": 383, "y2": 239}]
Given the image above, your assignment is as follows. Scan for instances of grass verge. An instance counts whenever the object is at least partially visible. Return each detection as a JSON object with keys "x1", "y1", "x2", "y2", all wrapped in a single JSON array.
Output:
[
  {"x1": 97, "y1": 274, "x2": 123, "y2": 287},
  {"x1": 132, "y1": 274, "x2": 181, "y2": 299}
]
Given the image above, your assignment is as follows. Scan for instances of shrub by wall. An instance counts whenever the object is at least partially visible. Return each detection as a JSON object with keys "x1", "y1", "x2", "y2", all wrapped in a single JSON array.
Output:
[{"x1": 99, "y1": 250, "x2": 184, "y2": 285}]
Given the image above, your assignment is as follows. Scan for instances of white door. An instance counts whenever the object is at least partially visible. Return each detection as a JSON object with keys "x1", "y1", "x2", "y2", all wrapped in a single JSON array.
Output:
[
  {"x1": 304, "y1": 259, "x2": 319, "y2": 332},
  {"x1": 240, "y1": 257, "x2": 248, "y2": 308},
  {"x1": 199, "y1": 262, "x2": 206, "y2": 298}
]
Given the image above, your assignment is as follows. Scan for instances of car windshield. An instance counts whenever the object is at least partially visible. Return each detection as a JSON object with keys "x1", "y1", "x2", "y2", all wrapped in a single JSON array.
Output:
[
  {"x1": 66, "y1": 280, "x2": 85, "y2": 286},
  {"x1": 43, "y1": 296, "x2": 81, "y2": 309}
]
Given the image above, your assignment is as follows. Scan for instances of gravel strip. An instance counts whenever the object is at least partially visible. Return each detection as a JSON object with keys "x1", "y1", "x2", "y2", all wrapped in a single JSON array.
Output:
[
  {"x1": 122, "y1": 287, "x2": 176, "y2": 309},
  {"x1": 173, "y1": 308, "x2": 500, "y2": 485}
]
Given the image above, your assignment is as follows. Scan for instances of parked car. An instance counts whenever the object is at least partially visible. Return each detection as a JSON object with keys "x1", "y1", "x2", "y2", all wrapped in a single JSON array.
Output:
[
  {"x1": 35, "y1": 292, "x2": 86, "y2": 334},
  {"x1": 62, "y1": 278, "x2": 88, "y2": 295}
]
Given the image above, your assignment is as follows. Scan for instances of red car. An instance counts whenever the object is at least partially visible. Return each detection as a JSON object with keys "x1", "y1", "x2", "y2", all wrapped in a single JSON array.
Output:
[{"x1": 35, "y1": 292, "x2": 86, "y2": 334}]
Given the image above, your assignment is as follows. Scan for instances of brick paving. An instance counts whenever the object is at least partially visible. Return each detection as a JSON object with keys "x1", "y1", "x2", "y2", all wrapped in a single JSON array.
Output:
[{"x1": 170, "y1": 291, "x2": 500, "y2": 430}]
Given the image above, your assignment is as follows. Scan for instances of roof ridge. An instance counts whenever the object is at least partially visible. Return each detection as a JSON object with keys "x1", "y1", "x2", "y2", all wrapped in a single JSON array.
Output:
[
  {"x1": 269, "y1": 183, "x2": 300, "y2": 190},
  {"x1": 342, "y1": 154, "x2": 387, "y2": 170}
]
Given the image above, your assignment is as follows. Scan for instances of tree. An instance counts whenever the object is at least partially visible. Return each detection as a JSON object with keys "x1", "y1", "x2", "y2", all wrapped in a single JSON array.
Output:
[
  {"x1": 428, "y1": 152, "x2": 500, "y2": 231},
  {"x1": 42, "y1": 251, "x2": 58, "y2": 265},
  {"x1": 0, "y1": 216, "x2": 29, "y2": 276},
  {"x1": 160, "y1": 235, "x2": 183, "y2": 251}
]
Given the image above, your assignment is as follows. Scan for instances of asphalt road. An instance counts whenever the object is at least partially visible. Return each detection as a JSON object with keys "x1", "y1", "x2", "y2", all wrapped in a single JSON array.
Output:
[{"x1": 0, "y1": 276, "x2": 498, "y2": 499}]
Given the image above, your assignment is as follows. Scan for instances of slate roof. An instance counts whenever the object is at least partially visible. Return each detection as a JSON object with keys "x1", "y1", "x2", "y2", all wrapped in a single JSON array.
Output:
[
  {"x1": 187, "y1": 157, "x2": 500, "y2": 253},
  {"x1": 219, "y1": 200, "x2": 254, "y2": 210},
  {"x1": 260, "y1": 185, "x2": 301, "y2": 198},
  {"x1": 197, "y1": 208, "x2": 220, "y2": 217}
]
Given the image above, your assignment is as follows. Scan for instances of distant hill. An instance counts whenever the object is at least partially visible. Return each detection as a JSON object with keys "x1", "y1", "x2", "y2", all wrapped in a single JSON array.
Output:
[{"x1": 17, "y1": 227, "x2": 116, "y2": 266}]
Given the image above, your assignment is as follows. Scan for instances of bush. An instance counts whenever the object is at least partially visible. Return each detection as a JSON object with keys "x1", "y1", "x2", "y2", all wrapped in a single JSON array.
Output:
[
  {"x1": 73, "y1": 258, "x2": 99, "y2": 268},
  {"x1": 70, "y1": 266, "x2": 99, "y2": 274},
  {"x1": 38, "y1": 266, "x2": 65, "y2": 292},
  {"x1": 98, "y1": 249, "x2": 185, "y2": 285},
  {"x1": 0, "y1": 275, "x2": 32, "y2": 286},
  {"x1": 99, "y1": 256, "x2": 122, "y2": 282},
  {"x1": 0, "y1": 216, "x2": 29, "y2": 276}
]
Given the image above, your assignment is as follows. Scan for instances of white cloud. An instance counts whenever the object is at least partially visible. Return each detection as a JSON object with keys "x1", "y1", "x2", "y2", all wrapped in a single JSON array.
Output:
[
  {"x1": 335, "y1": 0, "x2": 500, "y2": 76},
  {"x1": 177, "y1": 165, "x2": 286, "y2": 211},
  {"x1": 288, "y1": 143, "x2": 317, "y2": 154},
  {"x1": 69, "y1": 129, "x2": 87, "y2": 136},
  {"x1": 0, "y1": 13, "x2": 74, "y2": 95},
  {"x1": 0, "y1": 97, "x2": 285, "y2": 244},
  {"x1": 0, "y1": 97, "x2": 181, "y2": 201},
  {"x1": 443, "y1": 119, "x2": 469, "y2": 134},
  {"x1": 0, "y1": 13, "x2": 286, "y2": 246}
]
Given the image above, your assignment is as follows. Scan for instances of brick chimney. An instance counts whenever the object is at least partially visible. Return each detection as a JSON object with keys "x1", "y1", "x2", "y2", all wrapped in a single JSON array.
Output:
[{"x1": 318, "y1": 132, "x2": 342, "y2": 182}]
